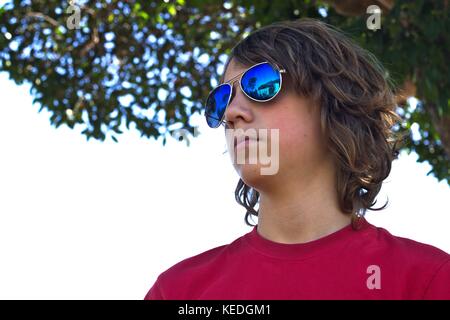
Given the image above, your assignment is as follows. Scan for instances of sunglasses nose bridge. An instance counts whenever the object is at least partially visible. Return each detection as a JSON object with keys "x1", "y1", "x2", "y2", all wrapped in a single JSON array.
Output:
[
  {"x1": 223, "y1": 82, "x2": 254, "y2": 126},
  {"x1": 225, "y1": 77, "x2": 248, "y2": 112},
  {"x1": 227, "y1": 77, "x2": 240, "y2": 97}
]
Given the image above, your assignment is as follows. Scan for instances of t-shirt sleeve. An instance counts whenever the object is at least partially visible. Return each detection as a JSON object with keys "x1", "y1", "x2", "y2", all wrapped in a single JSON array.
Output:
[
  {"x1": 144, "y1": 278, "x2": 164, "y2": 300},
  {"x1": 423, "y1": 259, "x2": 450, "y2": 300}
]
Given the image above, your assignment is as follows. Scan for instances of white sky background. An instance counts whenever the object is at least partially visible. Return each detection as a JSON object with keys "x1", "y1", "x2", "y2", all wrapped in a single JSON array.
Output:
[{"x1": 0, "y1": 72, "x2": 449, "y2": 299}]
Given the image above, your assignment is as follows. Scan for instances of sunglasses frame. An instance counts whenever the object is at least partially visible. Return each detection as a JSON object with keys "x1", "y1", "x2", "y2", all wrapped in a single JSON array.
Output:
[{"x1": 205, "y1": 61, "x2": 286, "y2": 128}]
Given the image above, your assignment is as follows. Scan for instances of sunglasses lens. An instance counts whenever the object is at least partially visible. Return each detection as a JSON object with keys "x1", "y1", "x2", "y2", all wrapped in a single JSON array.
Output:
[
  {"x1": 241, "y1": 63, "x2": 281, "y2": 101},
  {"x1": 205, "y1": 84, "x2": 231, "y2": 128}
]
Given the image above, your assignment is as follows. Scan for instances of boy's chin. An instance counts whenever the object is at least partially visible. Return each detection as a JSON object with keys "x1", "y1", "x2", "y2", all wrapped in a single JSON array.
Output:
[{"x1": 235, "y1": 164, "x2": 268, "y2": 185}]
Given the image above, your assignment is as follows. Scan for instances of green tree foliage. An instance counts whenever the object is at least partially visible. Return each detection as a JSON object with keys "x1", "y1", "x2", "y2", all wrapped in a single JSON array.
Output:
[{"x1": 0, "y1": 0, "x2": 448, "y2": 183}]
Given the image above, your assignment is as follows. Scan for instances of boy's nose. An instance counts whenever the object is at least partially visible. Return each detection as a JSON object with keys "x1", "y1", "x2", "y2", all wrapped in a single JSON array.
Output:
[{"x1": 223, "y1": 82, "x2": 253, "y2": 128}]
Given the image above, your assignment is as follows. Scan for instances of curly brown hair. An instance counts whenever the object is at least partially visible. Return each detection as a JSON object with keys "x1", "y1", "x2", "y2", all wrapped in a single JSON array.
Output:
[{"x1": 220, "y1": 18, "x2": 406, "y2": 229}]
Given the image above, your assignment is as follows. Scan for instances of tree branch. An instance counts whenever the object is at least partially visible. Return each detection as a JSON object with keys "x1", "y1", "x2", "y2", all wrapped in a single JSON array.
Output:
[
  {"x1": 80, "y1": 26, "x2": 99, "y2": 56},
  {"x1": 427, "y1": 102, "x2": 450, "y2": 159},
  {"x1": 26, "y1": 12, "x2": 59, "y2": 27}
]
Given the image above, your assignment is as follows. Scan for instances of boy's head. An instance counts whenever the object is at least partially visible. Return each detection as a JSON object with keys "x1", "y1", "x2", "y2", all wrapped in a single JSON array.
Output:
[{"x1": 219, "y1": 18, "x2": 403, "y2": 226}]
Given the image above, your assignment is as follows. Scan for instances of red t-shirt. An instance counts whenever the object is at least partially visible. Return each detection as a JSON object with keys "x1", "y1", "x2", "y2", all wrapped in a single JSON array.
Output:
[{"x1": 144, "y1": 218, "x2": 449, "y2": 299}]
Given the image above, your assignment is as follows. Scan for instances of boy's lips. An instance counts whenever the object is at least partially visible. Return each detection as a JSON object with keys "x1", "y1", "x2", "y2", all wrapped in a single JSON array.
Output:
[{"x1": 234, "y1": 136, "x2": 259, "y2": 149}]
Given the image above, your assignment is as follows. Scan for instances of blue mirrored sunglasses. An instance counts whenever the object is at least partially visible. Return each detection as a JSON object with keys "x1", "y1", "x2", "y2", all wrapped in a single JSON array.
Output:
[{"x1": 204, "y1": 61, "x2": 286, "y2": 128}]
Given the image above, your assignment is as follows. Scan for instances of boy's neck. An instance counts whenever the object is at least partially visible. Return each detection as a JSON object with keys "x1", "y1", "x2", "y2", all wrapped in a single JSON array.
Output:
[{"x1": 256, "y1": 166, "x2": 352, "y2": 244}]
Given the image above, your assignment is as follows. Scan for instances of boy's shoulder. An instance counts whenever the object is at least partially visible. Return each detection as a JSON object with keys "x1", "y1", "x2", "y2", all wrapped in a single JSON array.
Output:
[
  {"x1": 362, "y1": 221, "x2": 449, "y2": 268},
  {"x1": 156, "y1": 230, "x2": 249, "y2": 283},
  {"x1": 369, "y1": 225, "x2": 450, "y2": 299}
]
